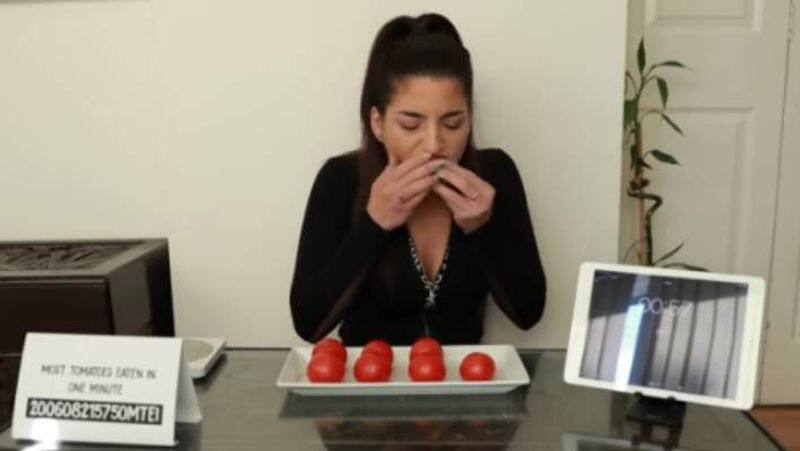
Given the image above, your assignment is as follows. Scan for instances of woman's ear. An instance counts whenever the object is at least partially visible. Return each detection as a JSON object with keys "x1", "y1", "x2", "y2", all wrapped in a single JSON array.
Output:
[{"x1": 370, "y1": 106, "x2": 384, "y2": 143}]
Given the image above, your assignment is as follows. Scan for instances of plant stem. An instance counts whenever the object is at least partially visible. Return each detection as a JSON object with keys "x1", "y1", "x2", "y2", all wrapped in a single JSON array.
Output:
[
  {"x1": 627, "y1": 189, "x2": 662, "y2": 266},
  {"x1": 634, "y1": 126, "x2": 647, "y2": 265}
]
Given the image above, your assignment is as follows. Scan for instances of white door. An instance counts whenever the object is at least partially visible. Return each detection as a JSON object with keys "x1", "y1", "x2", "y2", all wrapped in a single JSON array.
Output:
[
  {"x1": 761, "y1": 7, "x2": 800, "y2": 404},
  {"x1": 622, "y1": 1, "x2": 794, "y2": 403}
]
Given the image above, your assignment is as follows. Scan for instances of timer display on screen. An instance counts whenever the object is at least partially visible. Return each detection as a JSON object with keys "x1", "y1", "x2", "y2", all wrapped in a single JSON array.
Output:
[{"x1": 636, "y1": 296, "x2": 693, "y2": 317}]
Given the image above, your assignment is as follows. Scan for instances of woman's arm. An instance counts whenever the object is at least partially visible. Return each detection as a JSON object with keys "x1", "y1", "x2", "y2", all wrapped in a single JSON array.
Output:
[
  {"x1": 290, "y1": 156, "x2": 389, "y2": 343},
  {"x1": 466, "y1": 149, "x2": 547, "y2": 330}
]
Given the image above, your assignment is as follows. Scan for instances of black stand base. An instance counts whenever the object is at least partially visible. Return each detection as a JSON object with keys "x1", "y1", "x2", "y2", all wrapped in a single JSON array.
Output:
[{"x1": 626, "y1": 393, "x2": 686, "y2": 427}]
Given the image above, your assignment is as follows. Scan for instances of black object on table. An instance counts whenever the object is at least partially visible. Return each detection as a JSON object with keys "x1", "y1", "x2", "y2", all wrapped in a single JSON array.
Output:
[
  {"x1": 0, "y1": 239, "x2": 175, "y2": 355},
  {"x1": 0, "y1": 354, "x2": 20, "y2": 434},
  {"x1": 626, "y1": 393, "x2": 687, "y2": 427},
  {"x1": 0, "y1": 349, "x2": 783, "y2": 450}
]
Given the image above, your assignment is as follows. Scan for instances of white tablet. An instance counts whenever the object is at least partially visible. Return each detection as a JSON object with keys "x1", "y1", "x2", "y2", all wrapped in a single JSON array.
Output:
[{"x1": 564, "y1": 262, "x2": 765, "y2": 410}]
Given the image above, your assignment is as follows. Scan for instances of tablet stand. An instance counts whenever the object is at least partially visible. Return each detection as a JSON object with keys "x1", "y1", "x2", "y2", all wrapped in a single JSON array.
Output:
[{"x1": 625, "y1": 393, "x2": 686, "y2": 427}]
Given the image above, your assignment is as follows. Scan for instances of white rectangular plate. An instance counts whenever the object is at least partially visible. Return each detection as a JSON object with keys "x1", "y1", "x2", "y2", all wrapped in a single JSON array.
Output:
[{"x1": 276, "y1": 344, "x2": 530, "y2": 396}]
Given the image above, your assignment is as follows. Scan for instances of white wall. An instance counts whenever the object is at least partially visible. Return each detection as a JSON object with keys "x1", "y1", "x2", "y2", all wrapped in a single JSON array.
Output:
[{"x1": 0, "y1": 1, "x2": 626, "y2": 348}]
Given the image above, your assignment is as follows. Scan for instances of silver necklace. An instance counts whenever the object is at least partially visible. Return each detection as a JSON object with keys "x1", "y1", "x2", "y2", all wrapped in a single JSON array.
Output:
[{"x1": 408, "y1": 235, "x2": 450, "y2": 311}]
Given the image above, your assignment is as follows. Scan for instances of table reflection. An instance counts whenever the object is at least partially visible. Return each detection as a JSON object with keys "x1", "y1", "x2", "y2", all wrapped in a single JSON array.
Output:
[
  {"x1": 563, "y1": 431, "x2": 692, "y2": 451},
  {"x1": 279, "y1": 384, "x2": 529, "y2": 449},
  {"x1": 315, "y1": 417, "x2": 520, "y2": 450}
]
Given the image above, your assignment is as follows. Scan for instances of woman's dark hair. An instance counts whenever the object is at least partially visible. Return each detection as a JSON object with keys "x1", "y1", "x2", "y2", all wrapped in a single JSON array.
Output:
[{"x1": 354, "y1": 13, "x2": 477, "y2": 218}]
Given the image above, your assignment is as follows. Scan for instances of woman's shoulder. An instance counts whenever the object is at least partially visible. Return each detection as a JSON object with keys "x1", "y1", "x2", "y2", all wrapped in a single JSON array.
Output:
[
  {"x1": 318, "y1": 149, "x2": 359, "y2": 178},
  {"x1": 474, "y1": 147, "x2": 513, "y2": 164},
  {"x1": 305, "y1": 151, "x2": 360, "y2": 218},
  {"x1": 312, "y1": 150, "x2": 361, "y2": 195},
  {"x1": 472, "y1": 148, "x2": 520, "y2": 179}
]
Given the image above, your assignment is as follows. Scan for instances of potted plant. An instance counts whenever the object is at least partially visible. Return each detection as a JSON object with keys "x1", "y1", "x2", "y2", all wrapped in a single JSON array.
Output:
[{"x1": 623, "y1": 38, "x2": 705, "y2": 271}]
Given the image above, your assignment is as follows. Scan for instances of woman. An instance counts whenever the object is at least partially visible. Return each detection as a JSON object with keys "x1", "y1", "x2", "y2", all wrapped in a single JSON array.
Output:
[{"x1": 290, "y1": 13, "x2": 546, "y2": 345}]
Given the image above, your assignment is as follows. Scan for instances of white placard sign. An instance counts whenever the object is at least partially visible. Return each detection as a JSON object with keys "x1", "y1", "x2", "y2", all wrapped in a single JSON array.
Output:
[{"x1": 12, "y1": 333, "x2": 202, "y2": 447}]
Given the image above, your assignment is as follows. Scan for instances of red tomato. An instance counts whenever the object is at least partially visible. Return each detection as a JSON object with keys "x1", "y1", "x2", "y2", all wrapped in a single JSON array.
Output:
[
  {"x1": 408, "y1": 354, "x2": 446, "y2": 382},
  {"x1": 354, "y1": 353, "x2": 392, "y2": 382},
  {"x1": 362, "y1": 339, "x2": 393, "y2": 362},
  {"x1": 459, "y1": 352, "x2": 495, "y2": 381},
  {"x1": 306, "y1": 353, "x2": 345, "y2": 383},
  {"x1": 410, "y1": 337, "x2": 443, "y2": 360},
  {"x1": 312, "y1": 338, "x2": 347, "y2": 362}
]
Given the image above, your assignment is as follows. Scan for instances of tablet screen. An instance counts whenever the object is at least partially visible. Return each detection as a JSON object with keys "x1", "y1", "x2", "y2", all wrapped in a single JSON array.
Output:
[{"x1": 579, "y1": 270, "x2": 749, "y2": 400}]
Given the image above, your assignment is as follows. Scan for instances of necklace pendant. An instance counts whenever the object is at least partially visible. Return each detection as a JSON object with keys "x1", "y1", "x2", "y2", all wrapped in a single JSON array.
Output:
[{"x1": 424, "y1": 288, "x2": 436, "y2": 311}]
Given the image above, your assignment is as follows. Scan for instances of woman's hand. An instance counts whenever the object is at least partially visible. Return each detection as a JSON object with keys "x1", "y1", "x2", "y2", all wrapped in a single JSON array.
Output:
[
  {"x1": 367, "y1": 152, "x2": 445, "y2": 231},
  {"x1": 433, "y1": 160, "x2": 495, "y2": 234}
]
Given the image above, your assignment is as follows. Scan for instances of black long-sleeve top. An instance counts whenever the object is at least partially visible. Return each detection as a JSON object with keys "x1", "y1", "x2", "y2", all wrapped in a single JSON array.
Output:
[{"x1": 290, "y1": 148, "x2": 546, "y2": 346}]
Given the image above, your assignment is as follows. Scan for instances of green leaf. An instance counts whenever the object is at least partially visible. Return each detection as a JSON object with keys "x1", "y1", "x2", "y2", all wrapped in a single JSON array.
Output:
[
  {"x1": 624, "y1": 99, "x2": 637, "y2": 126},
  {"x1": 637, "y1": 39, "x2": 646, "y2": 74},
  {"x1": 652, "y1": 60, "x2": 689, "y2": 70},
  {"x1": 663, "y1": 262, "x2": 708, "y2": 272},
  {"x1": 629, "y1": 144, "x2": 638, "y2": 170},
  {"x1": 649, "y1": 149, "x2": 680, "y2": 165},
  {"x1": 658, "y1": 111, "x2": 684, "y2": 135},
  {"x1": 653, "y1": 241, "x2": 685, "y2": 265},
  {"x1": 656, "y1": 77, "x2": 669, "y2": 108},
  {"x1": 637, "y1": 157, "x2": 652, "y2": 170}
]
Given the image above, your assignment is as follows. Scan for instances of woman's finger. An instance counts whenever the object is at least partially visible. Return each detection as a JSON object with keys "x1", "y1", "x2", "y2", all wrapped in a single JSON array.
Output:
[
  {"x1": 399, "y1": 175, "x2": 437, "y2": 202},
  {"x1": 442, "y1": 162, "x2": 490, "y2": 192},
  {"x1": 390, "y1": 152, "x2": 432, "y2": 181},
  {"x1": 403, "y1": 188, "x2": 430, "y2": 210},
  {"x1": 433, "y1": 182, "x2": 470, "y2": 212},
  {"x1": 436, "y1": 167, "x2": 479, "y2": 200},
  {"x1": 396, "y1": 158, "x2": 446, "y2": 188}
]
